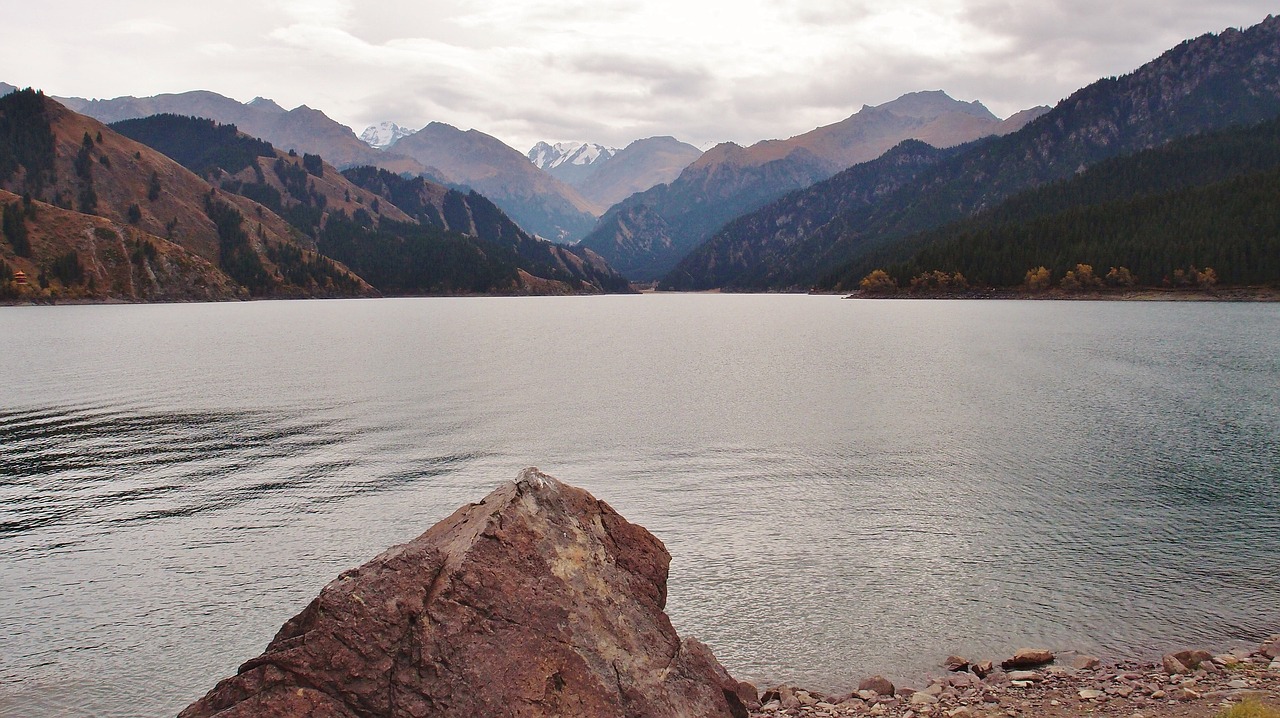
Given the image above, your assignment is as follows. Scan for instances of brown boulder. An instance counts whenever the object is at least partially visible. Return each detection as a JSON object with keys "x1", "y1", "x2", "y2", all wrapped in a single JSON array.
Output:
[
  {"x1": 944, "y1": 655, "x2": 970, "y2": 672},
  {"x1": 1162, "y1": 654, "x2": 1191, "y2": 675},
  {"x1": 1163, "y1": 649, "x2": 1213, "y2": 674},
  {"x1": 1001, "y1": 648, "x2": 1055, "y2": 669},
  {"x1": 180, "y1": 468, "x2": 752, "y2": 718},
  {"x1": 858, "y1": 675, "x2": 896, "y2": 697}
]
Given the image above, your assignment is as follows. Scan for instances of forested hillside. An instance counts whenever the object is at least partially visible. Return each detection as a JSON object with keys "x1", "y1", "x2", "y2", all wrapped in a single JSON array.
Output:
[
  {"x1": 826, "y1": 117, "x2": 1280, "y2": 290},
  {"x1": 1, "y1": 90, "x2": 370, "y2": 301},
  {"x1": 110, "y1": 114, "x2": 631, "y2": 296}
]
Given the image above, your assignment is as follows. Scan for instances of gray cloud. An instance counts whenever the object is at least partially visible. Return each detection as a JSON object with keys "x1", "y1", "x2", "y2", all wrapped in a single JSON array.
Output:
[{"x1": 1, "y1": 0, "x2": 1274, "y2": 152}]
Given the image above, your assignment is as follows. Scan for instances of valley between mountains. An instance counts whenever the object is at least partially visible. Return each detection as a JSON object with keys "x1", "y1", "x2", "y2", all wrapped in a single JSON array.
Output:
[{"x1": 3, "y1": 15, "x2": 1280, "y2": 302}]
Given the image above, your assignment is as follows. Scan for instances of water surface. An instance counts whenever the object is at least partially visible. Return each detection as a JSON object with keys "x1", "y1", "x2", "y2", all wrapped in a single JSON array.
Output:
[{"x1": 1, "y1": 295, "x2": 1277, "y2": 717}]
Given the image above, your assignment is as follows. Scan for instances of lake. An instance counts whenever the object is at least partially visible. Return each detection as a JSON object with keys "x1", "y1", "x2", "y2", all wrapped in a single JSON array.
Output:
[{"x1": 1, "y1": 295, "x2": 1277, "y2": 717}]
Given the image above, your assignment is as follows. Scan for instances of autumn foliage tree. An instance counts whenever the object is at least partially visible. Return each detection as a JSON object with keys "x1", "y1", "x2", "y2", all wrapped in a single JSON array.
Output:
[
  {"x1": 908, "y1": 270, "x2": 968, "y2": 293},
  {"x1": 859, "y1": 269, "x2": 897, "y2": 294},
  {"x1": 1170, "y1": 266, "x2": 1218, "y2": 288},
  {"x1": 1024, "y1": 266, "x2": 1051, "y2": 291},
  {"x1": 1105, "y1": 266, "x2": 1136, "y2": 287},
  {"x1": 1060, "y1": 263, "x2": 1103, "y2": 292}
]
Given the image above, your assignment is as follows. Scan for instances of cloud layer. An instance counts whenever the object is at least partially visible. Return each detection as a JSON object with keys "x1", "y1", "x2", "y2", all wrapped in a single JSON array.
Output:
[{"x1": 4, "y1": 0, "x2": 1274, "y2": 152}]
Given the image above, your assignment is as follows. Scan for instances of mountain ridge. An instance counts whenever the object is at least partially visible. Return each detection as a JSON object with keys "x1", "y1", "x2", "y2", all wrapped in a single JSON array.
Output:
[
  {"x1": 0, "y1": 91, "x2": 373, "y2": 301},
  {"x1": 51, "y1": 90, "x2": 427, "y2": 176},
  {"x1": 580, "y1": 91, "x2": 1044, "y2": 281},
  {"x1": 1, "y1": 96, "x2": 632, "y2": 301},
  {"x1": 845, "y1": 115, "x2": 1280, "y2": 289},
  {"x1": 390, "y1": 121, "x2": 601, "y2": 243},
  {"x1": 666, "y1": 15, "x2": 1280, "y2": 291}
]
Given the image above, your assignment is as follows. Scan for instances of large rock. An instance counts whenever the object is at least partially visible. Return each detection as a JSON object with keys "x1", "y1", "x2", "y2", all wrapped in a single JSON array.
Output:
[{"x1": 181, "y1": 468, "x2": 753, "y2": 718}]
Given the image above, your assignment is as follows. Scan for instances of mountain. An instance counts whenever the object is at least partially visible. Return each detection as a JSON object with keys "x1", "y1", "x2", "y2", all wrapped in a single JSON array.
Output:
[
  {"x1": 528, "y1": 141, "x2": 618, "y2": 184},
  {"x1": 661, "y1": 139, "x2": 963, "y2": 289},
  {"x1": 108, "y1": 112, "x2": 630, "y2": 295},
  {"x1": 835, "y1": 115, "x2": 1280, "y2": 289},
  {"x1": 360, "y1": 122, "x2": 417, "y2": 149},
  {"x1": 579, "y1": 91, "x2": 1046, "y2": 281},
  {"x1": 110, "y1": 114, "x2": 418, "y2": 233},
  {"x1": 54, "y1": 90, "x2": 426, "y2": 175},
  {"x1": 525, "y1": 137, "x2": 708, "y2": 211},
  {"x1": 390, "y1": 122, "x2": 600, "y2": 243},
  {"x1": 0, "y1": 83, "x2": 16, "y2": 98},
  {"x1": 0, "y1": 186, "x2": 241, "y2": 302},
  {"x1": 0, "y1": 91, "x2": 372, "y2": 301},
  {"x1": 528, "y1": 137, "x2": 703, "y2": 212},
  {"x1": 574, "y1": 136, "x2": 703, "y2": 211},
  {"x1": 341, "y1": 167, "x2": 632, "y2": 293},
  {"x1": 667, "y1": 15, "x2": 1280, "y2": 291}
]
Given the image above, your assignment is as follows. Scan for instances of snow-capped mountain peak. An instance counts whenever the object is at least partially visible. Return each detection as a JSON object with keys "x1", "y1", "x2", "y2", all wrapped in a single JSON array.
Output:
[
  {"x1": 360, "y1": 122, "x2": 418, "y2": 149},
  {"x1": 528, "y1": 141, "x2": 618, "y2": 170}
]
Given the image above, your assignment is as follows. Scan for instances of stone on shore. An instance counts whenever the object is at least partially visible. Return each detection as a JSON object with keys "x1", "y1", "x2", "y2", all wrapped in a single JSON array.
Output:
[
  {"x1": 1263, "y1": 635, "x2": 1280, "y2": 659},
  {"x1": 1162, "y1": 654, "x2": 1191, "y2": 675},
  {"x1": 944, "y1": 656, "x2": 969, "y2": 672},
  {"x1": 859, "y1": 675, "x2": 896, "y2": 697},
  {"x1": 1068, "y1": 654, "x2": 1101, "y2": 670},
  {"x1": 1001, "y1": 648, "x2": 1055, "y2": 669},
  {"x1": 1163, "y1": 649, "x2": 1213, "y2": 674},
  {"x1": 180, "y1": 468, "x2": 754, "y2": 718}
]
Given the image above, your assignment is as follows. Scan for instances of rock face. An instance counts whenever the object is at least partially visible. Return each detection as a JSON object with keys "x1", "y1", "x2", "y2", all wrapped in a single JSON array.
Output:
[{"x1": 180, "y1": 468, "x2": 753, "y2": 718}]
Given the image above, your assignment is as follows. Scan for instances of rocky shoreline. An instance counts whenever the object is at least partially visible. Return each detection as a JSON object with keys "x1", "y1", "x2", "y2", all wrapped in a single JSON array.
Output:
[
  {"x1": 751, "y1": 639, "x2": 1280, "y2": 718},
  {"x1": 178, "y1": 470, "x2": 1276, "y2": 718},
  {"x1": 838, "y1": 287, "x2": 1280, "y2": 301}
]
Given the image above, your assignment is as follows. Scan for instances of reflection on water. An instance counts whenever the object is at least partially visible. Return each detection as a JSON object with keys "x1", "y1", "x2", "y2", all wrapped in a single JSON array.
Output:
[{"x1": 0, "y1": 296, "x2": 1277, "y2": 717}]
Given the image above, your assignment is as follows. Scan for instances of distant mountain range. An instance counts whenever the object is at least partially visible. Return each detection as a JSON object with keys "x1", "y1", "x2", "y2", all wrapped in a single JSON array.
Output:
[
  {"x1": 9, "y1": 14, "x2": 1279, "y2": 299},
  {"x1": 360, "y1": 122, "x2": 417, "y2": 149},
  {"x1": 531, "y1": 137, "x2": 705, "y2": 213},
  {"x1": 663, "y1": 15, "x2": 1280, "y2": 291},
  {"x1": 579, "y1": 91, "x2": 1048, "y2": 281},
  {"x1": 528, "y1": 142, "x2": 617, "y2": 180},
  {"x1": 52, "y1": 91, "x2": 424, "y2": 175},
  {"x1": 386, "y1": 122, "x2": 600, "y2": 243},
  {"x1": 36, "y1": 91, "x2": 607, "y2": 243},
  {"x1": 0, "y1": 85, "x2": 706, "y2": 247},
  {"x1": 0, "y1": 93, "x2": 630, "y2": 301}
]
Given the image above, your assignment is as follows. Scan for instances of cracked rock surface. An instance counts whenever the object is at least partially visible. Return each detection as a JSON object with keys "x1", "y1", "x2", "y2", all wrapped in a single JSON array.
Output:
[{"x1": 180, "y1": 468, "x2": 753, "y2": 718}]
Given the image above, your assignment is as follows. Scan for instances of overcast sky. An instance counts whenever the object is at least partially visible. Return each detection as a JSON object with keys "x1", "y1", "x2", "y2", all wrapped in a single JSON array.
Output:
[{"x1": 3, "y1": 1, "x2": 1274, "y2": 152}]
